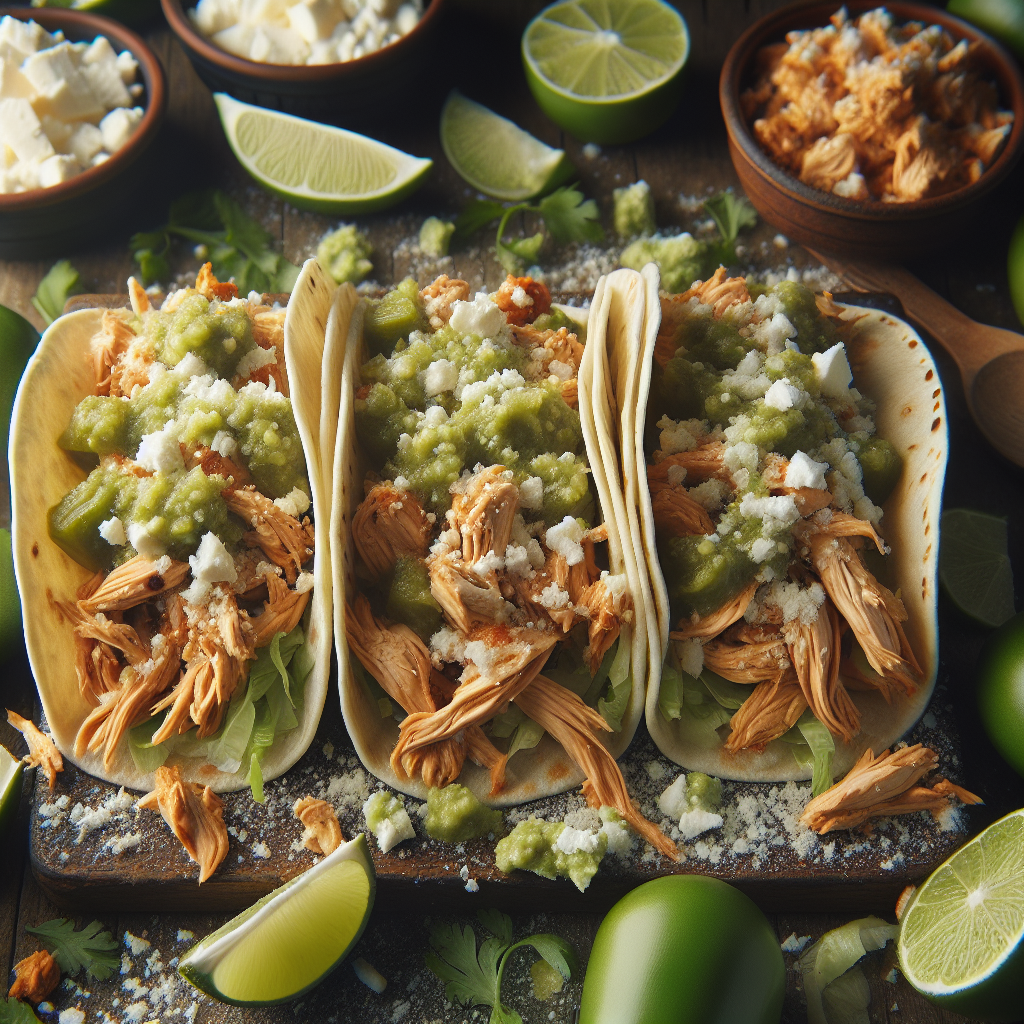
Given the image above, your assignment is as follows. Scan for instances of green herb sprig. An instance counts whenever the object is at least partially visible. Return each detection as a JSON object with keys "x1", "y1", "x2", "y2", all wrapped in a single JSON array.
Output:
[
  {"x1": 704, "y1": 191, "x2": 758, "y2": 266},
  {"x1": 26, "y1": 918, "x2": 119, "y2": 981},
  {"x1": 425, "y1": 909, "x2": 576, "y2": 1024},
  {"x1": 455, "y1": 185, "x2": 603, "y2": 275},
  {"x1": 0, "y1": 998, "x2": 43, "y2": 1024},
  {"x1": 31, "y1": 260, "x2": 82, "y2": 325},
  {"x1": 131, "y1": 189, "x2": 300, "y2": 294}
]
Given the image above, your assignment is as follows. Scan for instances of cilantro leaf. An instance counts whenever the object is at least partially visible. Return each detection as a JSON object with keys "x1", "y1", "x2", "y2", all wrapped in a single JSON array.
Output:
[
  {"x1": 454, "y1": 199, "x2": 507, "y2": 240},
  {"x1": 31, "y1": 260, "x2": 81, "y2": 325},
  {"x1": 704, "y1": 191, "x2": 757, "y2": 246},
  {"x1": 537, "y1": 185, "x2": 603, "y2": 245},
  {"x1": 26, "y1": 918, "x2": 119, "y2": 981},
  {"x1": 426, "y1": 914, "x2": 576, "y2": 1024},
  {"x1": 0, "y1": 998, "x2": 43, "y2": 1024},
  {"x1": 496, "y1": 232, "x2": 544, "y2": 275}
]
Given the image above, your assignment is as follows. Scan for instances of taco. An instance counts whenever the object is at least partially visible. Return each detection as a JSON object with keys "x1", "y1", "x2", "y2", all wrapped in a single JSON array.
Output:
[
  {"x1": 9, "y1": 259, "x2": 352, "y2": 794},
  {"x1": 608, "y1": 265, "x2": 945, "y2": 786},
  {"x1": 330, "y1": 271, "x2": 676, "y2": 855}
]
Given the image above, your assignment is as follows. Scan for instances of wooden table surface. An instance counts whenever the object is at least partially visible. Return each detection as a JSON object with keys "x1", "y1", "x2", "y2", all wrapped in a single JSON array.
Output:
[{"x1": 3, "y1": 1, "x2": 1024, "y2": 1022}]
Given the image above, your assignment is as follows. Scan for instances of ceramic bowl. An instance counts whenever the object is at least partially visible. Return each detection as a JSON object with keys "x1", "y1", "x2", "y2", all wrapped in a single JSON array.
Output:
[
  {"x1": 161, "y1": 0, "x2": 448, "y2": 125},
  {"x1": 0, "y1": 6, "x2": 166, "y2": 261},
  {"x1": 720, "y1": 0, "x2": 1024, "y2": 260}
]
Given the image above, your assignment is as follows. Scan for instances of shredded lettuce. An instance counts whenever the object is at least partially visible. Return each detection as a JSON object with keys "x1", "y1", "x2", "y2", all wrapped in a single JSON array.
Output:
[
  {"x1": 490, "y1": 704, "x2": 545, "y2": 762},
  {"x1": 658, "y1": 663, "x2": 684, "y2": 721},
  {"x1": 797, "y1": 916, "x2": 898, "y2": 1024},
  {"x1": 795, "y1": 710, "x2": 835, "y2": 797},
  {"x1": 699, "y1": 670, "x2": 752, "y2": 710},
  {"x1": 660, "y1": 663, "x2": 733, "y2": 747},
  {"x1": 597, "y1": 627, "x2": 632, "y2": 731},
  {"x1": 126, "y1": 625, "x2": 307, "y2": 799},
  {"x1": 543, "y1": 632, "x2": 614, "y2": 706}
]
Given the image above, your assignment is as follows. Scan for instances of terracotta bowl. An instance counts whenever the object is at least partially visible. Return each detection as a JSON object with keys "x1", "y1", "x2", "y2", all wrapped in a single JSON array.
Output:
[
  {"x1": 161, "y1": 0, "x2": 448, "y2": 125},
  {"x1": 720, "y1": 0, "x2": 1024, "y2": 260},
  {"x1": 0, "y1": 7, "x2": 167, "y2": 261}
]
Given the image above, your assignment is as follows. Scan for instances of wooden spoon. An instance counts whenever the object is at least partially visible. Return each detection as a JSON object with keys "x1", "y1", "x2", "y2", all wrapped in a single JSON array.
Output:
[{"x1": 808, "y1": 251, "x2": 1024, "y2": 468}]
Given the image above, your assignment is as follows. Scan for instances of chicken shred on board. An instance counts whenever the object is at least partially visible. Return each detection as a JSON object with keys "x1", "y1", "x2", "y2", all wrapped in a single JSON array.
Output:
[
  {"x1": 6, "y1": 710, "x2": 63, "y2": 791},
  {"x1": 294, "y1": 796, "x2": 344, "y2": 856},
  {"x1": 138, "y1": 765, "x2": 229, "y2": 882},
  {"x1": 8, "y1": 950, "x2": 60, "y2": 1002},
  {"x1": 800, "y1": 744, "x2": 983, "y2": 834}
]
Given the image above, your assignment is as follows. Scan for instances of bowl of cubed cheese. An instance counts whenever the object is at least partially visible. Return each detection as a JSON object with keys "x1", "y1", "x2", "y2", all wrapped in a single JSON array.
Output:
[
  {"x1": 0, "y1": 6, "x2": 166, "y2": 259},
  {"x1": 161, "y1": 0, "x2": 447, "y2": 124}
]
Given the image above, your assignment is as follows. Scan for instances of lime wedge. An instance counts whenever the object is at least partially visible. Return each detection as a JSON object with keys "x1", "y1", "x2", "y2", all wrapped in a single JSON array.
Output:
[
  {"x1": 939, "y1": 508, "x2": 1016, "y2": 627},
  {"x1": 179, "y1": 833, "x2": 375, "y2": 1005},
  {"x1": 439, "y1": 90, "x2": 574, "y2": 201},
  {"x1": 0, "y1": 743, "x2": 23, "y2": 837},
  {"x1": 214, "y1": 94, "x2": 432, "y2": 215},
  {"x1": 522, "y1": 0, "x2": 689, "y2": 144},
  {"x1": 898, "y1": 808, "x2": 1024, "y2": 1022}
]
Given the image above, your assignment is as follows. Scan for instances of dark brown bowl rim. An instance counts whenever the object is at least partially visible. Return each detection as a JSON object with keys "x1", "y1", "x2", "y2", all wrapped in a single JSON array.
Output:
[
  {"x1": 161, "y1": 0, "x2": 445, "y2": 83},
  {"x1": 0, "y1": 6, "x2": 166, "y2": 214},
  {"x1": 719, "y1": 0, "x2": 1024, "y2": 220}
]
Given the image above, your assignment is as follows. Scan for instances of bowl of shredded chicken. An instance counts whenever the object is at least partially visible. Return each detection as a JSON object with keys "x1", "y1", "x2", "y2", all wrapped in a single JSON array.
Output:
[{"x1": 720, "y1": 1, "x2": 1024, "y2": 257}]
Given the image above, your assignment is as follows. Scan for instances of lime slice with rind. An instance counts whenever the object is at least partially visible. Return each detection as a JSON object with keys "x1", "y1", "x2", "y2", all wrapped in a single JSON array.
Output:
[
  {"x1": 179, "y1": 833, "x2": 375, "y2": 1005},
  {"x1": 214, "y1": 94, "x2": 432, "y2": 215},
  {"x1": 898, "y1": 808, "x2": 1024, "y2": 1022},
  {"x1": 522, "y1": 0, "x2": 689, "y2": 144},
  {"x1": 939, "y1": 508, "x2": 1016, "y2": 627},
  {"x1": 439, "y1": 90, "x2": 574, "y2": 201},
  {"x1": 0, "y1": 743, "x2": 24, "y2": 837}
]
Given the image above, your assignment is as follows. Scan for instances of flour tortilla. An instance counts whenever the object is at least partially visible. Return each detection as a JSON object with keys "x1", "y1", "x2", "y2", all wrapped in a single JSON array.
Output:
[
  {"x1": 613, "y1": 267, "x2": 946, "y2": 781},
  {"x1": 9, "y1": 268, "x2": 340, "y2": 792},
  {"x1": 330, "y1": 290, "x2": 649, "y2": 804}
]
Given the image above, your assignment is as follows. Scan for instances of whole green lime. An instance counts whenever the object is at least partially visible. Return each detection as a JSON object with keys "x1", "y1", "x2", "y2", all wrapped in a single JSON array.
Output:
[
  {"x1": 579, "y1": 876, "x2": 784, "y2": 1024},
  {"x1": 0, "y1": 529, "x2": 22, "y2": 663},
  {"x1": 976, "y1": 611, "x2": 1024, "y2": 777}
]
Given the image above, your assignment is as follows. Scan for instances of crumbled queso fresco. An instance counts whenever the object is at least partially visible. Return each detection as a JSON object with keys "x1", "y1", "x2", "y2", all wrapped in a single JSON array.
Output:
[
  {"x1": 0, "y1": 16, "x2": 144, "y2": 194},
  {"x1": 190, "y1": 0, "x2": 424, "y2": 66}
]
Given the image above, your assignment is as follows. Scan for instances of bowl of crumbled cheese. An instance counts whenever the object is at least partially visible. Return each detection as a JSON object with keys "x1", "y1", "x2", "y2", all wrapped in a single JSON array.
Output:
[
  {"x1": 0, "y1": 7, "x2": 166, "y2": 259},
  {"x1": 720, "y1": 1, "x2": 1024, "y2": 259},
  {"x1": 161, "y1": 0, "x2": 447, "y2": 123}
]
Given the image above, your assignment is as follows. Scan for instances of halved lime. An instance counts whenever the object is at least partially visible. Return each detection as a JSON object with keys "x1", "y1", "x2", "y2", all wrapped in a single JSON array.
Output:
[
  {"x1": 939, "y1": 508, "x2": 1016, "y2": 627},
  {"x1": 898, "y1": 808, "x2": 1024, "y2": 1022},
  {"x1": 439, "y1": 90, "x2": 574, "y2": 201},
  {"x1": 0, "y1": 743, "x2": 23, "y2": 837},
  {"x1": 522, "y1": 0, "x2": 689, "y2": 144},
  {"x1": 214, "y1": 94, "x2": 432, "y2": 215},
  {"x1": 179, "y1": 833, "x2": 375, "y2": 1005}
]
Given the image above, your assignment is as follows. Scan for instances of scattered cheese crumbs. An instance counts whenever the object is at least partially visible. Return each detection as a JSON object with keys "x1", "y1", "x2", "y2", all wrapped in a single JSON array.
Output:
[
  {"x1": 124, "y1": 932, "x2": 150, "y2": 955},
  {"x1": 544, "y1": 515, "x2": 585, "y2": 566},
  {"x1": 104, "y1": 831, "x2": 142, "y2": 855},
  {"x1": 251, "y1": 842, "x2": 270, "y2": 859},
  {"x1": 677, "y1": 809, "x2": 724, "y2": 841},
  {"x1": 465, "y1": 878, "x2": 480, "y2": 892},
  {"x1": 657, "y1": 414, "x2": 704, "y2": 455},
  {"x1": 422, "y1": 357, "x2": 458, "y2": 397},
  {"x1": 233, "y1": 342, "x2": 277, "y2": 380},
  {"x1": 58, "y1": 1009, "x2": 85, "y2": 1024},
  {"x1": 450, "y1": 293, "x2": 507, "y2": 340},
  {"x1": 763, "y1": 377, "x2": 804, "y2": 411},
  {"x1": 69, "y1": 787, "x2": 134, "y2": 842},
  {"x1": 126, "y1": 520, "x2": 165, "y2": 559},
  {"x1": 135, "y1": 426, "x2": 185, "y2": 476},
  {"x1": 352, "y1": 957, "x2": 387, "y2": 994},
  {"x1": 785, "y1": 450, "x2": 829, "y2": 490},
  {"x1": 273, "y1": 487, "x2": 310, "y2": 517},
  {"x1": 295, "y1": 570, "x2": 315, "y2": 593},
  {"x1": 98, "y1": 516, "x2": 127, "y2": 546},
  {"x1": 510, "y1": 284, "x2": 533, "y2": 308},
  {"x1": 537, "y1": 582, "x2": 571, "y2": 610},
  {"x1": 676, "y1": 637, "x2": 705, "y2": 678},
  {"x1": 811, "y1": 342, "x2": 853, "y2": 398},
  {"x1": 780, "y1": 932, "x2": 811, "y2": 953},
  {"x1": 183, "y1": 531, "x2": 238, "y2": 605},
  {"x1": 885, "y1": 968, "x2": 898, "y2": 984},
  {"x1": 554, "y1": 826, "x2": 603, "y2": 856},
  {"x1": 176, "y1": 930, "x2": 193, "y2": 944}
]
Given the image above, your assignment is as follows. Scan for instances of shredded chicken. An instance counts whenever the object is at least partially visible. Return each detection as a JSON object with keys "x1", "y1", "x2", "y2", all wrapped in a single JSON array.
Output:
[
  {"x1": 800, "y1": 745, "x2": 983, "y2": 834},
  {"x1": 195, "y1": 262, "x2": 238, "y2": 302},
  {"x1": 502, "y1": 549, "x2": 575, "y2": 632},
  {"x1": 652, "y1": 485, "x2": 716, "y2": 537},
  {"x1": 420, "y1": 274, "x2": 470, "y2": 331},
  {"x1": 294, "y1": 796, "x2": 343, "y2": 855},
  {"x1": 677, "y1": 268, "x2": 752, "y2": 317},
  {"x1": 801, "y1": 528, "x2": 920, "y2": 695},
  {"x1": 6, "y1": 711, "x2": 63, "y2": 792},
  {"x1": 670, "y1": 581, "x2": 759, "y2": 640},
  {"x1": 225, "y1": 485, "x2": 315, "y2": 583},
  {"x1": 352, "y1": 483, "x2": 432, "y2": 580},
  {"x1": 512, "y1": 324, "x2": 585, "y2": 377},
  {"x1": 577, "y1": 576, "x2": 629, "y2": 674},
  {"x1": 184, "y1": 444, "x2": 252, "y2": 489},
  {"x1": 450, "y1": 466, "x2": 519, "y2": 566},
  {"x1": 429, "y1": 553, "x2": 509, "y2": 633},
  {"x1": 725, "y1": 675, "x2": 808, "y2": 752},
  {"x1": 493, "y1": 274, "x2": 551, "y2": 327},
  {"x1": 516, "y1": 675, "x2": 679, "y2": 860},
  {"x1": 137, "y1": 765, "x2": 229, "y2": 882},
  {"x1": 78, "y1": 554, "x2": 190, "y2": 613},
  {"x1": 73, "y1": 634, "x2": 122, "y2": 705},
  {"x1": 249, "y1": 573, "x2": 311, "y2": 647},
  {"x1": 346, "y1": 596, "x2": 466, "y2": 788},
  {"x1": 648, "y1": 443, "x2": 727, "y2": 489},
  {"x1": 783, "y1": 599, "x2": 860, "y2": 744},
  {"x1": 91, "y1": 310, "x2": 136, "y2": 396},
  {"x1": 703, "y1": 625, "x2": 790, "y2": 685},
  {"x1": 8, "y1": 950, "x2": 60, "y2": 1002}
]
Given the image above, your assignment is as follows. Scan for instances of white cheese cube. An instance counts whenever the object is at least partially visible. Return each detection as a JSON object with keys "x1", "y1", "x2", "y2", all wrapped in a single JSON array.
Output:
[
  {"x1": 1, "y1": 144, "x2": 14, "y2": 170},
  {"x1": 191, "y1": 0, "x2": 243, "y2": 36},
  {"x1": 394, "y1": 3, "x2": 419, "y2": 34},
  {"x1": 811, "y1": 342, "x2": 853, "y2": 398},
  {"x1": 307, "y1": 39, "x2": 337, "y2": 63},
  {"x1": 70, "y1": 121, "x2": 109, "y2": 165},
  {"x1": 0, "y1": 97, "x2": 54, "y2": 163},
  {"x1": 38, "y1": 153, "x2": 81, "y2": 187},
  {"x1": 240, "y1": 0, "x2": 292, "y2": 28},
  {"x1": 115, "y1": 49, "x2": 138, "y2": 85},
  {"x1": 40, "y1": 114, "x2": 72, "y2": 151},
  {"x1": 212, "y1": 23, "x2": 255, "y2": 59},
  {"x1": 784, "y1": 450, "x2": 829, "y2": 490},
  {"x1": 255, "y1": 25, "x2": 310, "y2": 63},
  {"x1": 288, "y1": 0, "x2": 344, "y2": 43},
  {"x1": 370, "y1": 0, "x2": 403, "y2": 17},
  {"x1": 0, "y1": 55, "x2": 36, "y2": 101},
  {"x1": 98, "y1": 105, "x2": 142, "y2": 152},
  {"x1": 82, "y1": 35, "x2": 117, "y2": 67},
  {"x1": 0, "y1": 15, "x2": 56, "y2": 59},
  {"x1": 82, "y1": 54, "x2": 132, "y2": 109},
  {"x1": 22, "y1": 42, "x2": 105, "y2": 122},
  {"x1": 763, "y1": 377, "x2": 803, "y2": 411},
  {"x1": 249, "y1": 26, "x2": 273, "y2": 61},
  {"x1": 91, "y1": 151, "x2": 110, "y2": 167}
]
